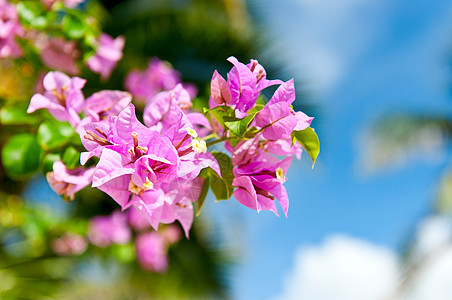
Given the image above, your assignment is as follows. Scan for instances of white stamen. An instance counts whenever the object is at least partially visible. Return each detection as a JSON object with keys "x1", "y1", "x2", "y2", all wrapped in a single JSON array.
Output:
[
  {"x1": 186, "y1": 128, "x2": 198, "y2": 138},
  {"x1": 191, "y1": 139, "x2": 207, "y2": 154},
  {"x1": 142, "y1": 179, "x2": 154, "y2": 191}
]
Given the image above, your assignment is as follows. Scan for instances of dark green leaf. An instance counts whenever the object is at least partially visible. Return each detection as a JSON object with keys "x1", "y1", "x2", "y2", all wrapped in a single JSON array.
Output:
[
  {"x1": 224, "y1": 114, "x2": 256, "y2": 138},
  {"x1": 61, "y1": 146, "x2": 80, "y2": 169},
  {"x1": 293, "y1": 127, "x2": 320, "y2": 168},
  {"x1": 37, "y1": 120, "x2": 75, "y2": 151},
  {"x1": 209, "y1": 151, "x2": 234, "y2": 201},
  {"x1": 206, "y1": 105, "x2": 234, "y2": 131},
  {"x1": 111, "y1": 243, "x2": 135, "y2": 263},
  {"x1": 62, "y1": 13, "x2": 86, "y2": 39},
  {"x1": 195, "y1": 172, "x2": 210, "y2": 217},
  {"x1": 0, "y1": 106, "x2": 40, "y2": 125},
  {"x1": 247, "y1": 104, "x2": 264, "y2": 114},
  {"x1": 42, "y1": 153, "x2": 61, "y2": 174},
  {"x1": 16, "y1": 1, "x2": 47, "y2": 29},
  {"x1": 2, "y1": 134, "x2": 42, "y2": 178}
]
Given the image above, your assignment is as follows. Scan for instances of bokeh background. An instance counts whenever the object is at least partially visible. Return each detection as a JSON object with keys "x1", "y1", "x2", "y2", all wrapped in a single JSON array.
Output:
[{"x1": 3, "y1": 0, "x2": 452, "y2": 299}]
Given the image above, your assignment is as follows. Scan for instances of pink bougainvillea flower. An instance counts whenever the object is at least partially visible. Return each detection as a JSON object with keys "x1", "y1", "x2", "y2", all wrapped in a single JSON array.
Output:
[
  {"x1": 28, "y1": 71, "x2": 86, "y2": 127},
  {"x1": 135, "y1": 232, "x2": 168, "y2": 272},
  {"x1": 228, "y1": 133, "x2": 262, "y2": 166},
  {"x1": 127, "y1": 178, "x2": 204, "y2": 236},
  {"x1": 39, "y1": 37, "x2": 80, "y2": 75},
  {"x1": 83, "y1": 90, "x2": 132, "y2": 122},
  {"x1": 88, "y1": 210, "x2": 131, "y2": 248},
  {"x1": 52, "y1": 233, "x2": 87, "y2": 256},
  {"x1": 186, "y1": 112, "x2": 212, "y2": 138},
  {"x1": 226, "y1": 56, "x2": 256, "y2": 112},
  {"x1": 254, "y1": 101, "x2": 298, "y2": 140},
  {"x1": 232, "y1": 154, "x2": 292, "y2": 217},
  {"x1": 80, "y1": 104, "x2": 150, "y2": 165},
  {"x1": 225, "y1": 56, "x2": 283, "y2": 113},
  {"x1": 81, "y1": 103, "x2": 218, "y2": 235},
  {"x1": 161, "y1": 225, "x2": 182, "y2": 245},
  {"x1": 143, "y1": 84, "x2": 192, "y2": 129},
  {"x1": 125, "y1": 57, "x2": 198, "y2": 102},
  {"x1": 255, "y1": 79, "x2": 314, "y2": 140},
  {"x1": 0, "y1": 0, "x2": 23, "y2": 58},
  {"x1": 211, "y1": 70, "x2": 232, "y2": 105},
  {"x1": 46, "y1": 160, "x2": 94, "y2": 201},
  {"x1": 86, "y1": 33, "x2": 124, "y2": 80},
  {"x1": 264, "y1": 138, "x2": 302, "y2": 160},
  {"x1": 127, "y1": 206, "x2": 150, "y2": 231},
  {"x1": 89, "y1": 110, "x2": 181, "y2": 205},
  {"x1": 91, "y1": 129, "x2": 181, "y2": 206}
]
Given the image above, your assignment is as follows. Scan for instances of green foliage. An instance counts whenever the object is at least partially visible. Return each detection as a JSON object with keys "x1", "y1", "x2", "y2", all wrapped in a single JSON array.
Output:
[
  {"x1": 0, "y1": 105, "x2": 41, "y2": 125},
  {"x1": 16, "y1": 1, "x2": 48, "y2": 30},
  {"x1": 196, "y1": 171, "x2": 211, "y2": 217},
  {"x1": 112, "y1": 243, "x2": 136, "y2": 263},
  {"x1": 209, "y1": 151, "x2": 234, "y2": 201},
  {"x1": 205, "y1": 105, "x2": 235, "y2": 130},
  {"x1": 1, "y1": 134, "x2": 42, "y2": 178},
  {"x1": 62, "y1": 12, "x2": 87, "y2": 39},
  {"x1": 224, "y1": 114, "x2": 256, "y2": 138},
  {"x1": 62, "y1": 146, "x2": 80, "y2": 169},
  {"x1": 293, "y1": 127, "x2": 320, "y2": 168},
  {"x1": 37, "y1": 120, "x2": 75, "y2": 151},
  {"x1": 42, "y1": 153, "x2": 61, "y2": 174}
]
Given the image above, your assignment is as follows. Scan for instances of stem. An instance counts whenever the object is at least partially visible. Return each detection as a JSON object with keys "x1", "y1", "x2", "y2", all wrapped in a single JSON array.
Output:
[
  {"x1": 206, "y1": 137, "x2": 230, "y2": 147},
  {"x1": 201, "y1": 133, "x2": 219, "y2": 141}
]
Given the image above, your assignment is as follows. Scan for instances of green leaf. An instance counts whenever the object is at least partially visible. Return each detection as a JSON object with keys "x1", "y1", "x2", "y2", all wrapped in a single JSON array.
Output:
[
  {"x1": 37, "y1": 120, "x2": 75, "y2": 151},
  {"x1": 224, "y1": 114, "x2": 256, "y2": 138},
  {"x1": 293, "y1": 127, "x2": 320, "y2": 168},
  {"x1": 42, "y1": 153, "x2": 61, "y2": 174},
  {"x1": 16, "y1": 1, "x2": 48, "y2": 29},
  {"x1": 195, "y1": 171, "x2": 211, "y2": 217},
  {"x1": 62, "y1": 146, "x2": 80, "y2": 169},
  {"x1": 0, "y1": 106, "x2": 40, "y2": 125},
  {"x1": 111, "y1": 243, "x2": 135, "y2": 263},
  {"x1": 2, "y1": 134, "x2": 42, "y2": 178},
  {"x1": 206, "y1": 105, "x2": 234, "y2": 131},
  {"x1": 62, "y1": 13, "x2": 86, "y2": 39},
  {"x1": 209, "y1": 151, "x2": 234, "y2": 201},
  {"x1": 247, "y1": 104, "x2": 264, "y2": 114}
]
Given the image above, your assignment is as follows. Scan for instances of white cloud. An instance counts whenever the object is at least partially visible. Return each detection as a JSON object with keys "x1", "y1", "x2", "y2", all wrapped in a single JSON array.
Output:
[
  {"x1": 413, "y1": 216, "x2": 452, "y2": 260},
  {"x1": 274, "y1": 235, "x2": 398, "y2": 300},
  {"x1": 403, "y1": 247, "x2": 452, "y2": 300},
  {"x1": 275, "y1": 220, "x2": 452, "y2": 300}
]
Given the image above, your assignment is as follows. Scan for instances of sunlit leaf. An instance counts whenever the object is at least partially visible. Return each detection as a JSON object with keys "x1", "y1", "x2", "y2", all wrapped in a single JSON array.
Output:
[
  {"x1": 195, "y1": 171, "x2": 210, "y2": 217},
  {"x1": 224, "y1": 113, "x2": 256, "y2": 138},
  {"x1": 16, "y1": 1, "x2": 48, "y2": 29},
  {"x1": 205, "y1": 105, "x2": 234, "y2": 131},
  {"x1": 37, "y1": 120, "x2": 75, "y2": 151},
  {"x1": 61, "y1": 146, "x2": 80, "y2": 170},
  {"x1": 62, "y1": 13, "x2": 86, "y2": 39},
  {"x1": 2, "y1": 134, "x2": 42, "y2": 178},
  {"x1": 209, "y1": 151, "x2": 234, "y2": 201},
  {"x1": 293, "y1": 127, "x2": 320, "y2": 168},
  {"x1": 0, "y1": 106, "x2": 40, "y2": 125},
  {"x1": 42, "y1": 153, "x2": 61, "y2": 174}
]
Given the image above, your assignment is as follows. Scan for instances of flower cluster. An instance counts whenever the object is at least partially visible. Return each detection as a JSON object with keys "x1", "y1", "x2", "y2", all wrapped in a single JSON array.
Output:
[
  {"x1": 27, "y1": 56, "x2": 319, "y2": 237},
  {"x1": 125, "y1": 57, "x2": 197, "y2": 102},
  {"x1": 0, "y1": 0, "x2": 23, "y2": 58},
  {"x1": 88, "y1": 209, "x2": 181, "y2": 272},
  {"x1": 0, "y1": 0, "x2": 123, "y2": 79}
]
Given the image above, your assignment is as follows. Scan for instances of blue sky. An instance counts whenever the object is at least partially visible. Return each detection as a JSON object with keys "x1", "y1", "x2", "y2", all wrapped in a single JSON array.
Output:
[{"x1": 204, "y1": 0, "x2": 452, "y2": 299}]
